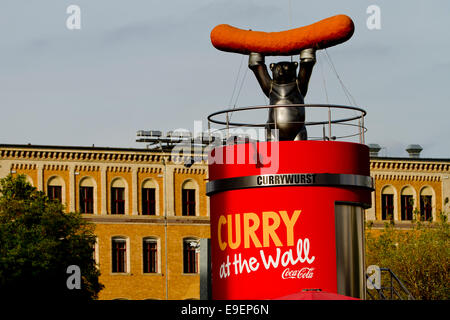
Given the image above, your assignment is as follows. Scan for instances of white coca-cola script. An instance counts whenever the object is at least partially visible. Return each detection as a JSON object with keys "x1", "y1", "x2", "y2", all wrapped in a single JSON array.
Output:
[{"x1": 281, "y1": 267, "x2": 315, "y2": 279}]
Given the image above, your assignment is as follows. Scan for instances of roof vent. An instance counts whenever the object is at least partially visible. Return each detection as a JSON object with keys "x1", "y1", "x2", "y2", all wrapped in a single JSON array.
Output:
[
  {"x1": 406, "y1": 144, "x2": 423, "y2": 158},
  {"x1": 368, "y1": 143, "x2": 381, "y2": 157}
]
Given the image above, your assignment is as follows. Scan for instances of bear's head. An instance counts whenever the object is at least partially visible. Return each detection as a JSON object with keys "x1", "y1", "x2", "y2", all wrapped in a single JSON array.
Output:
[{"x1": 270, "y1": 61, "x2": 298, "y2": 84}]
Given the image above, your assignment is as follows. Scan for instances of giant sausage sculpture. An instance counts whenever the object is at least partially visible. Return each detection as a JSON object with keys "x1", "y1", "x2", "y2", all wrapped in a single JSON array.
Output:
[{"x1": 210, "y1": 14, "x2": 354, "y2": 56}]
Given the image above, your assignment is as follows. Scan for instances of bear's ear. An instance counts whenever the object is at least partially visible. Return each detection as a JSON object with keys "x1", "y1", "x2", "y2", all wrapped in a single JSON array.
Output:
[{"x1": 270, "y1": 63, "x2": 275, "y2": 70}]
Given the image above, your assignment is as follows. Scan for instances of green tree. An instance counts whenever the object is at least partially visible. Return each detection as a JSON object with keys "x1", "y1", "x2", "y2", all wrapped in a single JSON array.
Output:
[
  {"x1": 0, "y1": 174, "x2": 103, "y2": 300},
  {"x1": 366, "y1": 213, "x2": 449, "y2": 300}
]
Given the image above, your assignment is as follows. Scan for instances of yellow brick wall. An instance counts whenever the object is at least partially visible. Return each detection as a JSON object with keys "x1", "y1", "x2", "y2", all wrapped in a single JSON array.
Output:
[
  {"x1": 95, "y1": 223, "x2": 166, "y2": 300},
  {"x1": 94, "y1": 222, "x2": 210, "y2": 300},
  {"x1": 166, "y1": 224, "x2": 210, "y2": 300}
]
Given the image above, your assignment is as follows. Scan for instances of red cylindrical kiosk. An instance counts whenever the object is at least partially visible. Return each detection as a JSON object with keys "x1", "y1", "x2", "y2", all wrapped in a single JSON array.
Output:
[{"x1": 207, "y1": 140, "x2": 372, "y2": 300}]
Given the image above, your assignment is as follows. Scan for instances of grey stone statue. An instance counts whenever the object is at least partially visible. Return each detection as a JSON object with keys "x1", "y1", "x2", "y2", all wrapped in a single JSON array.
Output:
[{"x1": 248, "y1": 49, "x2": 316, "y2": 141}]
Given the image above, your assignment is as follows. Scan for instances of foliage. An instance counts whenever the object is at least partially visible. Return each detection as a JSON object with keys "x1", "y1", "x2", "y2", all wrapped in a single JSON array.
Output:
[
  {"x1": 0, "y1": 174, "x2": 103, "y2": 300},
  {"x1": 365, "y1": 212, "x2": 450, "y2": 300}
]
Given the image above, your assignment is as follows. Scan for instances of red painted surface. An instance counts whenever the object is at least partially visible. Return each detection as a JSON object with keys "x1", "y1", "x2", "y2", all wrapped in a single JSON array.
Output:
[{"x1": 208, "y1": 141, "x2": 371, "y2": 300}]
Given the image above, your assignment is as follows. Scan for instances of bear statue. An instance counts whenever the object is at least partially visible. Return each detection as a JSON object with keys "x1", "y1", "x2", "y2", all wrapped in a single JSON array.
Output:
[{"x1": 248, "y1": 49, "x2": 316, "y2": 141}]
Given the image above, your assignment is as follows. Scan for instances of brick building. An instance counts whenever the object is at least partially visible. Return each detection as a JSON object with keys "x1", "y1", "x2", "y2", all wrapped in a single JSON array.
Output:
[
  {"x1": 0, "y1": 144, "x2": 209, "y2": 300},
  {"x1": 366, "y1": 144, "x2": 450, "y2": 226}
]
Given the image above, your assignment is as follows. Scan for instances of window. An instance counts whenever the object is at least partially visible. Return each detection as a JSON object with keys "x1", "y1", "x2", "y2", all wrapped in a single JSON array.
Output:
[
  {"x1": 181, "y1": 180, "x2": 197, "y2": 217},
  {"x1": 80, "y1": 177, "x2": 96, "y2": 214},
  {"x1": 47, "y1": 176, "x2": 64, "y2": 203},
  {"x1": 112, "y1": 238, "x2": 127, "y2": 273},
  {"x1": 400, "y1": 186, "x2": 415, "y2": 221},
  {"x1": 401, "y1": 195, "x2": 414, "y2": 220},
  {"x1": 80, "y1": 186, "x2": 94, "y2": 214},
  {"x1": 381, "y1": 194, "x2": 394, "y2": 220},
  {"x1": 420, "y1": 195, "x2": 432, "y2": 221},
  {"x1": 182, "y1": 189, "x2": 196, "y2": 216},
  {"x1": 183, "y1": 239, "x2": 198, "y2": 274},
  {"x1": 380, "y1": 185, "x2": 395, "y2": 221},
  {"x1": 111, "y1": 187, "x2": 125, "y2": 214},
  {"x1": 143, "y1": 238, "x2": 158, "y2": 273},
  {"x1": 48, "y1": 185, "x2": 62, "y2": 202},
  {"x1": 419, "y1": 187, "x2": 433, "y2": 222},
  {"x1": 142, "y1": 188, "x2": 156, "y2": 215},
  {"x1": 141, "y1": 179, "x2": 158, "y2": 215},
  {"x1": 111, "y1": 178, "x2": 127, "y2": 215}
]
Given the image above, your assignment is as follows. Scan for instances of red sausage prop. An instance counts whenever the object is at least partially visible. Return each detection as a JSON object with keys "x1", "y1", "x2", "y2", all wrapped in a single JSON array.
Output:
[{"x1": 210, "y1": 14, "x2": 354, "y2": 56}]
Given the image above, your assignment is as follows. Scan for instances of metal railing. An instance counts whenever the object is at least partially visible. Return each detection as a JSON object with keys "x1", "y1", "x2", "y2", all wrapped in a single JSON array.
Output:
[
  {"x1": 366, "y1": 268, "x2": 415, "y2": 300},
  {"x1": 207, "y1": 104, "x2": 367, "y2": 144}
]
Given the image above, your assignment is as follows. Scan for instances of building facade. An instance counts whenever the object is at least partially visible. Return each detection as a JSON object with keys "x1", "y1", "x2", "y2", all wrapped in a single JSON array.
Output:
[
  {"x1": 366, "y1": 154, "x2": 450, "y2": 226},
  {"x1": 0, "y1": 143, "x2": 448, "y2": 299},
  {"x1": 0, "y1": 144, "x2": 209, "y2": 300}
]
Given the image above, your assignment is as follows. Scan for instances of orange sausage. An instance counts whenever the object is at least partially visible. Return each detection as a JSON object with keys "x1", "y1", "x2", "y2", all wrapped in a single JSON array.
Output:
[{"x1": 210, "y1": 15, "x2": 354, "y2": 56}]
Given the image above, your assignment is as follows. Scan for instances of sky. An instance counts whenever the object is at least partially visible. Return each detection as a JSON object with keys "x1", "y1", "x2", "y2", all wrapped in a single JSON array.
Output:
[{"x1": 0, "y1": 0, "x2": 449, "y2": 158}]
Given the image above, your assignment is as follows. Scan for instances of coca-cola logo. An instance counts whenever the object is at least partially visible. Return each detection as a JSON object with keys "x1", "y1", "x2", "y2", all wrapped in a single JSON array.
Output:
[{"x1": 281, "y1": 267, "x2": 315, "y2": 279}]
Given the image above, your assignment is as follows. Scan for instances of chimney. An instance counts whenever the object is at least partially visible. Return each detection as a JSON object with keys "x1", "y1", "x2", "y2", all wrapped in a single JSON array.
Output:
[
  {"x1": 368, "y1": 143, "x2": 381, "y2": 157},
  {"x1": 406, "y1": 144, "x2": 423, "y2": 158}
]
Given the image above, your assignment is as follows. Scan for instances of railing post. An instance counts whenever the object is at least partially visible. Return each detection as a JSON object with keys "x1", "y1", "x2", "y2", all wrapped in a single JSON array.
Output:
[
  {"x1": 208, "y1": 121, "x2": 211, "y2": 144},
  {"x1": 361, "y1": 116, "x2": 365, "y2": 144},
  {"x1": 328, "y1": 106, "x2": 332, "y2": 140},
  {"x1": 226, "y1": 113, "x2": 230, "y2": 139}
]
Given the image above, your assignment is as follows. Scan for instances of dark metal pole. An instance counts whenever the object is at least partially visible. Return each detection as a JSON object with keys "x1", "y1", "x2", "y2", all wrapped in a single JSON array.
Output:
[{"x1": 200, "y1": 238, "x2": 211, "y2": 300}]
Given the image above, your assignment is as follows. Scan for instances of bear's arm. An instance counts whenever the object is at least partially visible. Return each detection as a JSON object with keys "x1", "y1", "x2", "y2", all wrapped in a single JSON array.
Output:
[
  {"x1": 298, "y1": 61, "x2": 315, "y2": 97},
  {"x1": 298, "y1": 48, "x2": 316, "y2": 97},
  {"x1": 248, "y1": 53, "x2": 271, "y2": 98}
]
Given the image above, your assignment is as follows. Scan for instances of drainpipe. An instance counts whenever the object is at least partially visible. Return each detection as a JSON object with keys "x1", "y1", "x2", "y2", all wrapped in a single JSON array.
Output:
[{"x1": 162, "y1": 153, "x2": 169, "y2": 300}]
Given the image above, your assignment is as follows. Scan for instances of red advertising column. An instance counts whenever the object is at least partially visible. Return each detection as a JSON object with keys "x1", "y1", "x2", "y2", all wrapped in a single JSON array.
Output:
[{"x1": 207, "y1": 140, "x2": 372, "y2": 300}]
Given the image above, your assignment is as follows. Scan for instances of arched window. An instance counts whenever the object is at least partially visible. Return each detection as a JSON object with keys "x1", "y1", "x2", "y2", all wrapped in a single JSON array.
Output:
[
  {"x1": 182, "y1": 180, "x2": 198, "y2": 216},
  {"x1": 111, "y1": 178, "x2": 127, "y2": 215},
  {"x1": 381, "y1": 185, "x2": 395, "y2": 220},
  {"x1": 111, "y1": 236, "x2": 128, "y2": 273},
  {"x1": 420, "y1": 186, "x2": 434, "y2": 221},
  {"x1": 47, "y1": 176, "x2": 64, "y2": 203},
  {"x1": 183, "y1": 238, "x2": 199, "y2": 274},
  {"x1": 143, "y1": 237, "x2": 159, "y2": 273},
  {"x1": 142, "y1": 179, "x2": 158, "y2": 215},
  {"x1": 400, "y1": 186, "x2": 415, "y2": 221},
  {"x1": 79, "y1": 176, "x2": 95, "y2": 214}
]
